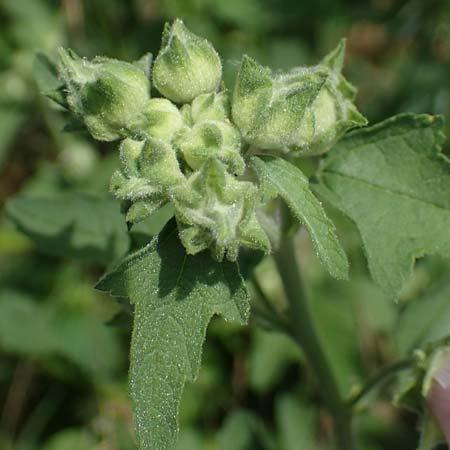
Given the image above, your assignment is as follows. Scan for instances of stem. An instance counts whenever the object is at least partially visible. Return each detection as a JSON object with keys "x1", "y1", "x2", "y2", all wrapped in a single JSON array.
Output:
[
  {"x1": 251, "y1": 305, "x2": 290, "y2": 334},
  {"x1": 274, "y1": 234, "x2": 357, "y2": 450},
  {"x1": 251, "y1": 275, "x2": 291, "y2": 330},
  {"x1": 349, "y1": 358, "x2": 414, "y2": 408}
]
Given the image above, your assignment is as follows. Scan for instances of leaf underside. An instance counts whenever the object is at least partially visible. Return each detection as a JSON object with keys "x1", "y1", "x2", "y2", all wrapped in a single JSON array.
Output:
[
  {"x1": 314, "y1": 113, "x2": 450, "y2": 299},
  {"x1": 251, "y1": 155, "x2": 349, "y2": 280},
  {"x1": 96, "y1": 224, "x2": 249, "y2": 450}
]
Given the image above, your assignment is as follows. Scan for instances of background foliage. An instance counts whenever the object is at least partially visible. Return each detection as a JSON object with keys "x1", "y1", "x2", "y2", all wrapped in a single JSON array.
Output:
[{"x1": 0, "y1": 0, "x2": 449, "y2": 449}]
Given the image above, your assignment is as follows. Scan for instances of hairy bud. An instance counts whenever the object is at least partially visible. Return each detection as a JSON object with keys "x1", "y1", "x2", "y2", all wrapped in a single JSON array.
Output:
[
  {"x1": 58, "y1": 48, "x2": 151, "y2": 141},
  {"x1": 174, "y1": 120, "x2": 245, "y2": 175},
  {"x1": 152, "y1": 20, "x2": 222, "y2": 104},
  {"x1": 190, "y1": 91, "x2": 230, "y2": 123},
  {"x1": 173, "y1": 159, "x2": 270, "y2": 261},
  {"x1": 232, "y1": 40, "x2": 367, "y2": 155},
  {"x1": 131, "y1": 98, "x2": 184, "y2": 142},
  {"x1": 110, "y1": 137, "x2": 185, "y2": 223}
]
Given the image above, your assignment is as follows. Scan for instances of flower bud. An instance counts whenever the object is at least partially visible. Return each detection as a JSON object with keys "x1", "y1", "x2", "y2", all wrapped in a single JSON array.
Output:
[
  {"x1": 423, "y1": 346, "x2": 450, "y2": 446},
  {"x1": 173, "y1": 159, "x2": 270, "y2": 261},
  {"x1": 190, "y1": 91, "x2": 230, "y2": 122},
  {"x1": 152, "y1": 20, "x2": 222, "y2": 104},
  {"x1": 174, "y1": 120, "x2": 245, "y2": 175},
  {"x1": 110, "y1": 139, "x2": 157, "y2": 201},
  {"x1": 131, "y1": 98, "x2": 184, "y2": 142},
  {"x1": 58, "y1": 48, "x2": 151, "y2": 142},
  {"x1": 232, "y1": 40, "x2": 367, "y2": 155},
  {"x1": 110, "y1": 137, "x2": 185, "y2": 223}
]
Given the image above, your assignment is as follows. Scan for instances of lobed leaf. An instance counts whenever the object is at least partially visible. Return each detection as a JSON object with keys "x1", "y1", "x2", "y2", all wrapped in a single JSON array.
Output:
[
  {"x1": 96, "y1": 225, "x2": 249, "y2": 450},
  {"x1": 315, "y1": 113, "x2": 450, "y2": 299}
]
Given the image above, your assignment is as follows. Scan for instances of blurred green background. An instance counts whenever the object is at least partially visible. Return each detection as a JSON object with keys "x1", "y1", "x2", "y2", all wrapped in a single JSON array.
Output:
[{"x1": 0, "y1": 0, "x2": 449, "y2": 449}]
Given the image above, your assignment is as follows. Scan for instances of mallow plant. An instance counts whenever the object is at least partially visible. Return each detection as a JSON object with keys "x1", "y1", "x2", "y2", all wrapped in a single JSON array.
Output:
[{"x1": 11, "y1": 19, "x2": 450, "y2": 450}]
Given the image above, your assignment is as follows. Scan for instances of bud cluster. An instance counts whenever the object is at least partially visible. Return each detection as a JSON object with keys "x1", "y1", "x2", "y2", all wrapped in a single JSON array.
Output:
[
  {"x1": 232, "y1": 40, "x2": 367, "y2": 155},
  {"x1": 56, "y1": 20, "x2": 366, "y2": 260}
]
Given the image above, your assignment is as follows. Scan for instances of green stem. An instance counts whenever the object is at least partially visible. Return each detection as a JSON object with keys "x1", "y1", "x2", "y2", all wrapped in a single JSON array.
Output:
[
  {"x1": 251, "y1": 275, "x2": 290, "y2": 328},
  {"x1": 349, "y1": 358, "x2": 414, "y2": 408},
  {"x1": 274, "y1": 234, "x2": 357, "y2": 450}
]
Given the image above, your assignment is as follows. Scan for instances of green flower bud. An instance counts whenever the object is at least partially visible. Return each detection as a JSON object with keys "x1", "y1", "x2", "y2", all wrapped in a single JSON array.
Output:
[
  {"x1": 174, "y1": 120, "x2": 245, "y2": 175},
  {"x1": 152, "y1": 19, "x2": 222, "y2": 103},
  {"x1": 58, "y1": 48, "x2": 151, "y2": 142},
  {"x1": 173, "y1": 159, "x2": 270, "y2": 261},
  {"x1": 110, "y1": 137, "x2": 185, "y2": 223},
  {"x1": 110, "y1": 139, "x2": 159, "y2": 201},
  {"x1": 131, "y1": 98, "x2": 184, "y2": 142},
  {"x1": 232, "y1": 40, "x2": 367, "y2": 155},
  {"x1": 190, "y1": 91, "x2": 230, "y2": 122}
]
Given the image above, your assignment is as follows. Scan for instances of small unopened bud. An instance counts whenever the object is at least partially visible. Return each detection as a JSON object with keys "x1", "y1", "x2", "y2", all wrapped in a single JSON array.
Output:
[
  {"x1": 174, "y1": 120, "x2": 245, "y2": 175},
  {"x1": 152, "y1": 20, "x2": 222, "y2": 104},
  {"x1": 232, "y1": 40, "x2": 367, "y2": 156},
  {"x1": 173, "y1": 159, "x2": 270, "y2": 261},
  {"x1": 110, "y1": 137, "x2": 185, "y2": 204},
  {"x1": 190, "y1": 91, "x2": 230, "y2": 122},
  {"x1": 131, "y1": 98, "x2": 184, "y2": 142},
  {"x1": 58, "y1": 48, "x2": 150, "y2": 141},
  {"x1": 423, "y1": 347, "x2": 450, "y2": 446}
]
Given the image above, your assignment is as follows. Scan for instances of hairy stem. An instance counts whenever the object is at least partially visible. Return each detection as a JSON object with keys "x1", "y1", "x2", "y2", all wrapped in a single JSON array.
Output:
[
  {"x1": 274, "y1": 234, "x2": 357, "y2": 450},
  {"x1": 349, "y1": 358, "x2": 414, "y2": 408}
]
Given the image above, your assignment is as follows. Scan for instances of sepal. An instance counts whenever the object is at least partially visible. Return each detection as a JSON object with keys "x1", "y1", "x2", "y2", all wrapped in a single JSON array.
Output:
[{"x1": 190, "y1": 91, "x2": 230, "y2": 122}]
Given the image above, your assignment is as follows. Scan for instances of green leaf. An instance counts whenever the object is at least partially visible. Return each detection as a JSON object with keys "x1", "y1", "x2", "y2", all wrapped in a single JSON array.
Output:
[
  {"x1": 310, "y1": 281, "x2": 362, "y2": 396},
  {"x1": 42, "y1": 429, "x2": 96, "y2": 450},
  {"x1": 275, "y1": 394, "x2": 319, "y2": 450},
  {"x1": 0, "y1": 290, "x2": 55, "y2": 356},
  {"x1": 173, "y1": 429, "x2": 204, "y2": 450},
  {"x1": 251, "y1": 156, "x2": 348, "y2": 279},
  {"x1": 217, "y1": 410, "x2": 255, "y2": 450},
  {"x1": 6, "y1": 193, "x2": 130, "y2": 264},
  {"x1": 248, "y1": 329, "x2": 301, "y2": 393},
  {"x1": 96, "y1": 225, "x2": 249, "y2": 450},
  {"x1": 315, "y1": 113, "x2": 450, "y2": 298},
  {"x1": 396, "y1": 277, "x2": 450, "y2": 354},
  {"x1": 217, "y1": 409, "x2": 275, "y2": 450},
  {"x1": 0, "y1": 290, "x2": 121, "y2": 378}
]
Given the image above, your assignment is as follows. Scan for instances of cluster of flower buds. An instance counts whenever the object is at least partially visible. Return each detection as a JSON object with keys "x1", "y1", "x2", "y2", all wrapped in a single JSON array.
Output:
[{"x1": 56, "y1": 20, "x2": 366, "y2": 260}]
